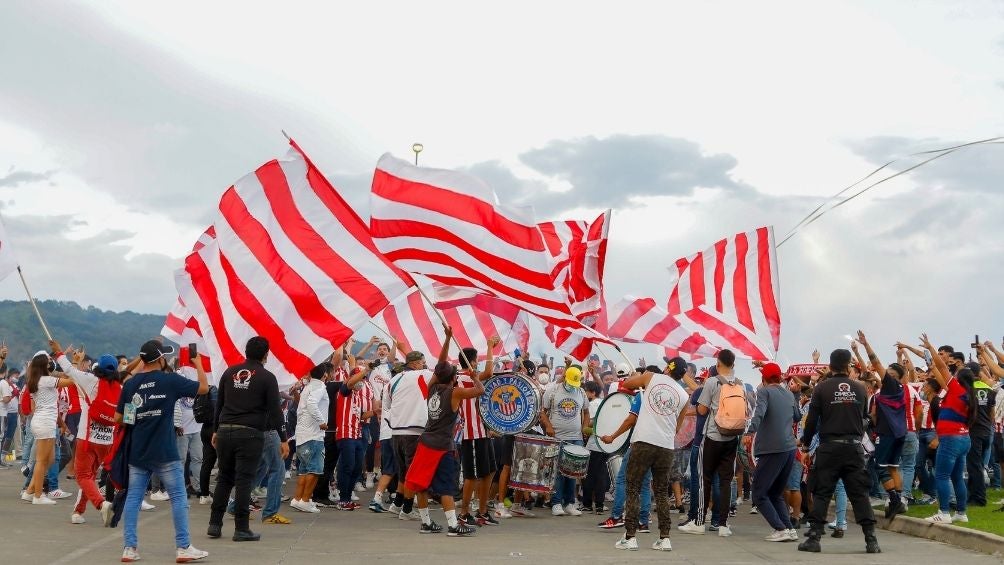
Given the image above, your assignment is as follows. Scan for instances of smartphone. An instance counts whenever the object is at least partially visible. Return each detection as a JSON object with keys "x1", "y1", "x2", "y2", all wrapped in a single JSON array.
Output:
[{"x1": 188, "y1": 343, "x2": 198, "y2": 359}]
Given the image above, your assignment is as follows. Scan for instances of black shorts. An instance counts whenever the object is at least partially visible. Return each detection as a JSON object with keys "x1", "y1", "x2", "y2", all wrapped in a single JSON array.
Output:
[
  {"x1": 494, "y1": 434, "x2": 515, "y2": 467},
  {"x1": 392, "y1": 435, "x2": 420, "y2": 477},
  {"x1": 460, "y1": 438, "x2": 497, "y2": 479}
]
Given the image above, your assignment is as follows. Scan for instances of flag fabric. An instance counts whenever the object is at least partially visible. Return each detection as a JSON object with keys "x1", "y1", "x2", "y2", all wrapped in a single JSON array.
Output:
[
  {"x1": 667, "y1": 226, "x2": 781, "y2": 360},
  {"x1": 0, "y1": 215, "x2": 20, "y2": 281},
  {"x1": 538, "y1": 210, "x2": 610, "y2": 325},
  {"x1": 374, "y1": 287, "x2": 527, "y2": 361},
  {"x1": 176, "y1": 141, "x2": 414, "y2": 386},
  {"x1": 369, "y1": 154, "x2": 586, "y2": 331},
  {"x1": 161, "y1": 227, "x2": 216, "y2": 351},
  {"x1": 603, "y1": 295, "x2": 721, "y2": 358}
]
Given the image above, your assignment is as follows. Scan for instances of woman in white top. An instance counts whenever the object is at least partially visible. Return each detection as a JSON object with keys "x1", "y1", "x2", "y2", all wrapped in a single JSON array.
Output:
[{"x1": 25, "y1": 352, "x2": 73, "y2": 505}]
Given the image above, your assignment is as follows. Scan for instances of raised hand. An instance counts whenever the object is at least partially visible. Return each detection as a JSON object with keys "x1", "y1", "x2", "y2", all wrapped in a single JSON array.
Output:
[
  {"x1": 811, "y1": 349, "x2": 820, "y2": 364},
  {"x1": 856, "y1": 330, "x2": 868, "y2": 345},
  {"x1": 487, "y1": 335, "x2": 500, "y2": 348}
]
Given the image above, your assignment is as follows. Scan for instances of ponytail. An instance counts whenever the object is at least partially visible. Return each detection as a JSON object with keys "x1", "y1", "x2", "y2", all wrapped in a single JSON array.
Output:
[{"x1": 955, "y1": 368, "x2": 979, "y2": 429}]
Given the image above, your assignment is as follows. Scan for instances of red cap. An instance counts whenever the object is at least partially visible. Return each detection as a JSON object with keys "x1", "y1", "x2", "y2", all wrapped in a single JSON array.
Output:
[{"x1": 759, "y1": 362, "x2": 782, "y2": 379}]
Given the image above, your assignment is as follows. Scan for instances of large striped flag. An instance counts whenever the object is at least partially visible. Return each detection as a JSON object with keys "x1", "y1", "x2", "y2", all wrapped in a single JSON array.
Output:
[
  {"x1": 538, "y1": 210, "x2": 610, "y2": 325},
  {"x1": 374, "y1": 286, "x2": 528, "y2": 361},
  {"x1": 667, "y1": 226, "x2": 781, "y2": 360},
  {"x1": 162, "y1": 227, "x2": 216, "y2": 352},
  {"x1": 369, "y1": 154, "x2": 588, "y2": 332},
  {"x1": 176, "y1": 140, "x2": 414, "y2": 386},
  {"x1": 603, "y1": 295, "x2": 721, "y2": 358}
]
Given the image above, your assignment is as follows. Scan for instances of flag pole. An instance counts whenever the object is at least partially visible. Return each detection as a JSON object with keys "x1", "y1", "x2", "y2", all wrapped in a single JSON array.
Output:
[
  {"x1": 414, "y1": 286, "x2": 468, "y2": 359},
  {"x1": 17, "y1": 266, "x2": 53, "y2": 341},
  {"x1": 367, "y1": 320, "x2": 396, "y2": 344}
]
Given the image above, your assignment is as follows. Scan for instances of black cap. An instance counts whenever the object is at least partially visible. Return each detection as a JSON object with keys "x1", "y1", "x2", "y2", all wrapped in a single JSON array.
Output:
[
  {"x1": 664, "y1": 356, "x2": 688, "y2": 378},
  {"x1": 140, "y1": 340, "x2": 175, "y2": 364}
]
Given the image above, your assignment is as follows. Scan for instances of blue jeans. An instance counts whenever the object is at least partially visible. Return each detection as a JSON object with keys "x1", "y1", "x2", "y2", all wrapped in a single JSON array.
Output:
[
  {"x1": 916, "y1": 429, "x2": 937, "y2": 497},
  {"x1": 834, "y1": 479, "x2": 847, "y2": 528},
  {"x1": 124, "y1": 461, "x2": 190, "y2": 549},
  {"x1": 550, "y1": 439, "x2": 584, "y2": 507},
  {"x1": 255, "y1": 431, "x2": 284, "y2": 518},
  {"x1": 45, "y1": 435, "x2": 61, "y2": 491},
  {"x1": 0, "y1": 412, "x2": 17, "y2": 453},
  {"x1": 900, "y1": 431, "x2": 919, "y2": 497},
  {"x1": 336, "y1": 438, "x2": 365, "y2": 502},
  {"x1": 935, "y1": 434, "x2": 970, "y2": 514},
  {"x1": 177, "y1": 432, "x2": 203, "y2": 484},
  {"x1": 687, "y1": 443, "x2": 721, "y2": 523},
  {"x1": 611, "y1": 446, "x2": 651, "y2": 522}
]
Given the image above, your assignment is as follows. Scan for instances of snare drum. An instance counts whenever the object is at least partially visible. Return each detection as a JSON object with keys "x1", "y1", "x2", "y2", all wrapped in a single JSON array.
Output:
[
  {"x1": 509, "y1": 433, "x2": 560, "y2": 494},
  {"x1": 480, "y1": 373, "x2": 542, "y2": 435},
  {"x1": 594, "y1": 392, "x2": 634, "y2": 454},
  {"x1": 558, "y1": 444, "x2": 590, "y2": 479}
]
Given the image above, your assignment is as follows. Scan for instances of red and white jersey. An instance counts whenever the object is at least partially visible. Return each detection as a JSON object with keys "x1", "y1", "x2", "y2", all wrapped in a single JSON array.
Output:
[
  {"x1": 457, "y1": 371, "x2": 487, "y2": 440},
  {"x1": 904, "y1": 383, "x2": 923, "y2": 433},
  {"x1": 335, "y1": 381, "x2": 373, "y2": 440}
]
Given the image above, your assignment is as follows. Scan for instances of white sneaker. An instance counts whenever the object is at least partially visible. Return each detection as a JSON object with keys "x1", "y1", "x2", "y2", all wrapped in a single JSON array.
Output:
[
  {"x1": 551, "y1": 504, "x2": 566, "y2": 516},
  {"x1": 951, "y1": 513, "x2": 969, "y2": 523},
  {"x1": 354, "y1": 482, "x2": 366, "y2": 492},
  {"x1": 350, "y1": 491, "x2": 359, "y2": 501},
  {"x1": 678, "y1": 521, "x2": 706, "y2": 535},
  {"x1": 175, "y1": 544, "x2": 209, "y2": 563},
  {"x1": 33, "y1": 495, "x2": 57, "y2": 505},
  {"x1": 718, "y1": 525, "x2": 733, "y2": 537},
  {"x1": 496, "y1": 506, "x2": 514, "y2": 519},
  {"x1": 20, "y1": 490, "x2": 32, "y2": 502},
  {"x1": 141, "y1": 500, "x2": 156, "y2": 511},
  {"x1": 926, "y1": 511, "x2": 953, "y2": 523},
  {"x1": 150, "y1": 490, "x2": 170, "y2": 501},
  {"x1": 48, "y1": 489, "x2": 72, "y2": 499},
  {"x1": 388, "y1": 503, "x2": 402, "y2": 515},
  {"x1": 764, "y1": 529, "x2": 788, "y2": 542},
  {"x1": 121, "y1": 547, "x2": 141, "y2": 562},
  {"x1": 251, "y1": 487, "x2": 267, "y2": 499},
  {"x1": 101, "y1": 500, "x2": 114, "y2": 527},
  {"x1": 71, "y1": 512, "x2": 86, "y2": 524},
  {"x1": 198, "y1": 496, "x2": 211, "y2": 505},
  {"x1": 614, "y1": 536, "x2": 639, "y2": 551},
  {"x1": 564, "y1": 504, "x2": 583, "y2": 516},
  {"x1": 651, "y1": 538, "x2": 673, "y2": 551},
  {"x1": 399, "y1": 509, "x2": 420, "y2": 521},
  {"x1": 786, "y1": 528, "x2": 799, "y2": 541},
  {"x1": 306, "y1": 500, "x2": 320, "y2": 513},
  {"x1": 365, "y1": 475, "x2": 375, "y2": 489},
  {"x1": 290, "y1": 499, "x2": 310, "y2": 513}
]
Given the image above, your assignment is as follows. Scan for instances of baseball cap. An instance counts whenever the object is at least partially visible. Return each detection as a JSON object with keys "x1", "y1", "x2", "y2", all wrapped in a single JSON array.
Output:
[
  {"x1": 405, "y1": 351, "x2": 425, "y2": 364},
  {"x1": 97, "y1": 354, "x2": 119, "y2": 374},
  {"x1": 564, "y1": 366, "x2": 583, "y2": 387},
  {"x1": 759, "y1": 362, "x2": 782, "y2": 379},
  {"x1": 664, "y1": 356, "x2": 687, "y2": 378},
  {"x1": 139, "y1": 340, "x2": 175, "y2": 364},
  {"x1": 615, "y1": 362, "x2": 632, "y2": 377}
]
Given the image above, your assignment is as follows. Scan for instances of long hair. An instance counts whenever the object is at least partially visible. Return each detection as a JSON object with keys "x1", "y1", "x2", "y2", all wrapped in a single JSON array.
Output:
[
  {"x1": 27, "y1": 354, "x2": 51, "y2": 394},
  {"x1": 955, "y1": 368, "x2": 980, "y2": 428}
]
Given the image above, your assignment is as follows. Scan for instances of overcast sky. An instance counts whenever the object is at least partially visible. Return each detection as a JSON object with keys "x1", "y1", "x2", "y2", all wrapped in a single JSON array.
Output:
[{"x1": 1, "y1": 0, "x2": 1002, "y2": 371}]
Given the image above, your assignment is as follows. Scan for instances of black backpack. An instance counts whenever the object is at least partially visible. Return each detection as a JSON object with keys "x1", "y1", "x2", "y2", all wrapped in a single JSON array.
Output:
[{"x1": 193, "y1": 385, "x2": 217, "y2": 424}]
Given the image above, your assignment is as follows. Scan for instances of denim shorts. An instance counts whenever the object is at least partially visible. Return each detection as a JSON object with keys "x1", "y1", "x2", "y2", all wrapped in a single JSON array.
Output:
[
  {"x1": 296, "y1": 440, "x2": 325, "y2": 475},
  {"x1": 874, "y1": 435, "x2": 905, "y2": 467},
  {"x1": 787, "y1": 459, "x2": 803, "y2": 490}
]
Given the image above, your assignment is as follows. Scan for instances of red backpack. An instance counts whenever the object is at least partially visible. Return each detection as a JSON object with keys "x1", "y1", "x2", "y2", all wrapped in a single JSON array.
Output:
[{"x1": 87, "y1": 379, "x2": 122, "y2": 427}]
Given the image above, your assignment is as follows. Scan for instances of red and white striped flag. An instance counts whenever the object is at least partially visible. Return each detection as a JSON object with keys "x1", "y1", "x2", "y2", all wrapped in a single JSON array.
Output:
[
  {"x1": 374, "y1": 286, "x2": 527, "y2": 361},
  {"x1": 176, "y1": 141, "x2": 414, "y2": 386},
  {"x1": 603, "y1": 295, "x2": 720, "y2": 358},
  {"x1": 162, "y1": 227, "x2": 216, "y2": 351},
  {"x1": 667, "y1": 226, "x2": 781, "y2": 360},
  {"x1": 369, "y1": 155, "x2": 587, "y2": 332},
  {"x1": 538, "y1": 210, "x2": 610, "y2": 325}
]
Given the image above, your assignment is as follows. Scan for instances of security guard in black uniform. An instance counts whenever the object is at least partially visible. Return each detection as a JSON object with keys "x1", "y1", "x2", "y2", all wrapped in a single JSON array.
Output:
[{"x1": 797, "y1": 348, "x2": 879, "y2": 554}]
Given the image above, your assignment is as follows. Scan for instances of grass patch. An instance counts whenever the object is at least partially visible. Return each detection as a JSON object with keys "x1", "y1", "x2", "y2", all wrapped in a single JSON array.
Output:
[{"x1": 902, "y1": 488, "x2": 1004, "y2": 537}]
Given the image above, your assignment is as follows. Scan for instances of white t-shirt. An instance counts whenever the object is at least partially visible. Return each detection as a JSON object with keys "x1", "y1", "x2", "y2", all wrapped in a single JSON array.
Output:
[
  {"x1": 632, "y1": 374, "x2": 689, "y2": 450},
  {"x1": 378, "y1": 379, "x2": 393, "y2": 441},
  {"x1": 175, "y1": 367, "x2": 202, "y2": 435},
  {"x1": 0, "y1": 379, "x2": 12, "y2": 413},
  {"x1": 295, "y1": 378, "x2": 330, "y2": 444},
  {"x1": 585, "y1": 396, "x2": 603, "y2": 452},
  {"x1": 31, "y1": 376, "x2": 60, "y2": 426}
]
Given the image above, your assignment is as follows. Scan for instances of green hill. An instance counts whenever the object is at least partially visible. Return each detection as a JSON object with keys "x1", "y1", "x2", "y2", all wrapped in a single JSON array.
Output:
[{"x1": 0, "y1": 300, "x2": 166, "y2": 370}]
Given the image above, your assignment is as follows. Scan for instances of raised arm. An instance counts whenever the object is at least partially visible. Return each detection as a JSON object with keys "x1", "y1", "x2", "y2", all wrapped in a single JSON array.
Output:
[
  {"x1": 984, "y1": 341, "x2": 1004, "y2": 369},
  {"x1": 850, "y1": 341, "x2": 868, "y2": 374},
  {"x1": 920, "y1": 333, "x2": 950, "y2": 388},
  {"x1": 857, "y1": 330, "x2": 883, "y2": 374},
  {"x1": 977, "y1": 344, "x2": 1004, "y2": 379},
  {"x1": 479, "y1": 336, "x2": 500, "y2": 381},
  {"x1": 896, "y1": 341, "x2": 927, "y2": 360},
  {"x1": 358, "y1": 336, "x2": 378, "y2": 359},
  {"x1": 438, "y1": 324, "x2": 452, "y2": 365}
]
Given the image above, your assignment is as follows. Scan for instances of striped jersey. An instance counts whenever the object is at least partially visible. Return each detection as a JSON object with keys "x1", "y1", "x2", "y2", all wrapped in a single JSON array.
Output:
[
  {"x1": 904, "y1": 383, "x2": 922, "y2": 433},
  {"x1": 457, "y1": 371, "x2": 487, "y2": 440},
  {"x1": 335, "y1": 380, "x2": 373, "y2": 440}
]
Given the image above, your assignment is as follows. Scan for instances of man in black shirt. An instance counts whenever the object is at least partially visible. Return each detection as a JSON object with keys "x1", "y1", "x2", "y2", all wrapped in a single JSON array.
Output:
[
  {"x1": 798, "y1": 348, "x2": 879, "y2": 554},
  {"x1": 208, "y1": 337, "x2": 288, "y2": 542}
]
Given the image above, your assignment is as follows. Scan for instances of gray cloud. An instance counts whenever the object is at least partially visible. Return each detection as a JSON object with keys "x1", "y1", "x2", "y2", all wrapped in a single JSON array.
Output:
[
  {"x1": 847, "y1": 136, "x2": 1004, "y2": 194},
  {"x1": 0, "y1": 169, "x2": 54, "y2": 188}
]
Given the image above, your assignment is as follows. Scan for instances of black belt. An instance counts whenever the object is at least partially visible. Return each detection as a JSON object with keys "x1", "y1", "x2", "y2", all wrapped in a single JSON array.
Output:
[
  {"x1": 217, "y1": 424, "x2": 255, "y2": 430},
  {"x1": 822, "y1": 438, "x2": 860, "y2": 445}
]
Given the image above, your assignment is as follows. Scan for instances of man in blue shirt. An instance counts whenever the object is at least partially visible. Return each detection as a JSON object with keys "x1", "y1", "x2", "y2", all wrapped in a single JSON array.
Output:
[{"x1": 115, "y1": 340, "x2": 209, "y2": 564}]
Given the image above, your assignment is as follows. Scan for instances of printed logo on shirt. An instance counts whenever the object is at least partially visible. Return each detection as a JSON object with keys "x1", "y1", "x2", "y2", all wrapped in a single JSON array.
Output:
[
  {"x1": 428, "y1": 392, "x2": 443, "y2": 420},
  {"x1": 647, "y1": 383, "x2": 683, "y2": 416},
  {"x1": 233, "y1": 369, "x2": 253, "y2": 390},
  {"x1": 557, "y1": 397, "x2": 580, "y2": 419},
  {"x1": 833, "y1": 382, "x2": 858, "y2": 404},
  {"x1": 976, "y1": 389, "x2": 990, "y2": 406},
  {"x1": 132, "y1": 393, "x2": 144, "y2": 409}
]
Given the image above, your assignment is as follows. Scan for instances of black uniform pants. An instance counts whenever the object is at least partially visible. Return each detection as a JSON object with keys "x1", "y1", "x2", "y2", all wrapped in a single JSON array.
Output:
[
  {"x1": 966, "y1": 434, "x2": 990, "y2": 506},
  {"x1": 199, "y1": 424, "x2": 218, "y2": 497},
  {"x1": 807, "y1": 442, "x2": 875, "y2": 529},
  {"x1": 210, "y1": 426, "x2": 265, "y2": 531}
]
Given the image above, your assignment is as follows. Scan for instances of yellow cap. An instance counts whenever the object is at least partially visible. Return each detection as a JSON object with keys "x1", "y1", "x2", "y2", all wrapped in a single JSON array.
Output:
[{"x1": 564, "y1": 366, "x2": 583, "y2": 387}]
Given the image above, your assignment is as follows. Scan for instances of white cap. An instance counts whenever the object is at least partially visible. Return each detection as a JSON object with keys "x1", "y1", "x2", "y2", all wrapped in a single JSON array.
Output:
[{"x1": 616, "y1": 362, "x2": 632, "y2": 377}]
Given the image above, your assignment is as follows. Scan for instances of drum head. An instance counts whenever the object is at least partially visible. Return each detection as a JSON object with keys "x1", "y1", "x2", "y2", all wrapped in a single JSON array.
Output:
[
  {"x1": 594, "y1": 392, "x2": 634, "y2": 454},
  {"x1": 479, "y1": 373, "x2": 542, "y2": 435},
  {"x1": 562, "y1": 444, "x2": 589, "y2": 457}
]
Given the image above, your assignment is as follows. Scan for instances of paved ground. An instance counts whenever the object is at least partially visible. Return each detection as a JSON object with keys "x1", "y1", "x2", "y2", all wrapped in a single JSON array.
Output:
[{"x1": 1, "y1": 465, "x2": 1001, "y2": 565}]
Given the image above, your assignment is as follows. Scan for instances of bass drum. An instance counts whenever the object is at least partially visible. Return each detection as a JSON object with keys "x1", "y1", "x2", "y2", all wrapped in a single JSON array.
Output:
[
  {"x1": 479, "y1": 372, "x2": 542, "y2": 435},
  {"x1": 509, "y1": 433, "x2": 561, "y2": 494},
  {"x1": 594, "y1": 392, "x2": 634, "y2": 454}
]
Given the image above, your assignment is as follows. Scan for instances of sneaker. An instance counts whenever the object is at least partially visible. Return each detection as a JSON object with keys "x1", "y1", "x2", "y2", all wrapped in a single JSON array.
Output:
[
  {"x1": 926, "y1": 512, "x2": 953, "y2": 523},
  {"x1": 951, "y1": 513, "x2": 969, "y2": 523},
  {"x1": 885, "y1": 500, "x2": 907, "y2": 519},
  {"x1": 150, "y1": 490, "x2": 170, "y2": 501},
  {"x1": 354, "y1": 482, "x2": 366, "y2": 492},
  {"x1": 678, "y1": 521, "x2": 706, "y2": 535},
  {"x1": 284, "y1": 470, "x2": 291, "y2": 480},
  {"x1": 615, "y1": 536, "x2": 639, "y2": 551},
  {"x1": 32, "y1": 495, "x2": 57, "y2": 505},
  {"x1": 461, "y1": 513, "x2": 478, "y2": 527},
  {"x1": 419, "y1": 521, "x2": 443, "y2": 534},
  {"x1": 916, "y1": 495, "x2": 936, "y2": 505},
  {"x1": 765, "y1": 529, "x2": 789, "y2": 542},
  {"x1": 749, "y1": 505, "x2": 759, "y2": 515},
  {"x1": 350, "y1": 491, "x2": 360, "y2": 501},
  {"x1": 71, "y1": 512, "x2": 86, "y2": 524},
  {"x1": 869, "y1": 497, "x2": 886, "y2": 507},
  {"x1": 141, "y1": 500, "x2": 155, "y2": 511},
  {"x1": 447, "y1": 522, "x2": 475, "y2": 537},
  {"x1": 495, "y1": 506, "x2": 514, "y2": 519},
  {"x1": 337, "y1": 502, "x2": 358, "y2": 511},
  {"x1": 121, "y1": 547, "x2": 141, "y2": 562},
  {"x1": 595, "y1": 505, "x2": 607, "y2": 514},
  {"x1": 580, "y1": 505, "x2": 594, "y2": 513},
  {"x1": 175, "y1": 545, "x2": 209, "y2": 563},
  {"x1": 830, "y1": 527, "x2": 844, "y2": 538},
  {"x1": 365, "y1": 476, "x2": 375, "y2": 489},
  {"x1": 399, "y1": 509, "x2": 421, "y2": 521},
  {"x1": 198, "y1": 496, "x2": 211, "y2": 505},
  {"x1": 787, "y1": 529, "x2": 800, "y2": 541},
  {"x1": 388, "y1": 503, "x2": 402, "y2": 515},
  {"x1": 368, "y1": 500, "x2": 386, "y2": 513},
  {"x1": 598, "y1": 517, "x2": 625, "y2": 529},
  {"x1": 551, "y1": 504, "x2": 566, "y2": 516},
  {"x1": 48, "y1": 489, "x2": 72, "y2": 500},
  {"x1": 477, "y1": 512, "x2": 499, "y2": 526},
  {"x1": 20, "y1": 490, "x2": 32, "y2": 502},
  {"x1": 312, "y1": 499, "x2": 337, "y2": 508},
  {"x1": 263, "y1": 514, "x2": 292, "y2": 524},
  {"x1": 101, "y1": 500, "x2": 114, "y2": 527},
  {"x1": 564, "y1": 504, "x2": 583, "y2": 516},
  {"x1": 718, "y1": 525, "x2": 733, "y2": 537},
  {"x1": 638, "y1": 523, "x2": 651, "y2": 533},
  {"x1": 651, "y1": 538, "x2": 673, "y2": 551},
  {"x1": 708, "y1": 522, "x2": 720, "y2": 532},
  {"x1": 252, "y1": 487, "x2": 267, "y2": 499},
  {"x1": 295, "y1": 500, "x2": 321, "y2": 513},
  {"x1": 728, "y1": 505, "x2": 737, "y2": 518}
]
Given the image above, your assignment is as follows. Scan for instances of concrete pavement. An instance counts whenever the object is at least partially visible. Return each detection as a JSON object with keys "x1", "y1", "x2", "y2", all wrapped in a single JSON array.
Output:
[{"x1": 1, "y1": 465, "x2": 1001, "y2": 565}]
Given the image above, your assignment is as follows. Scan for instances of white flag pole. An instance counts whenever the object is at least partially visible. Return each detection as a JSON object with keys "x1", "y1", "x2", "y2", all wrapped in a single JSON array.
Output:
[
  {"x1": 414, "y1": 286, "x2": 469, "y2": 360},
  {"x1": 17, "y1": 266, "x2": 53, "y2": 341}
]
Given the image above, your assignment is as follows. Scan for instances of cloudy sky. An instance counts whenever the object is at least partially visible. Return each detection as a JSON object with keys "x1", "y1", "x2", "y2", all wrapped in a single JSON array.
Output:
[{"x1": 1, "y1": 1, "x2": 1003, "y2": 370}]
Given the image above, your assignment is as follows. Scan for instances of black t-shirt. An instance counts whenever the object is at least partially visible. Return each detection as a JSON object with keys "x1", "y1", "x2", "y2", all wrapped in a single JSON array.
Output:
[
  {"x1": 324, "y1": 381, "x2": 341, "y2": 439},
  {"x1": 972, "y1": 383, "x2": 996, "y2": 439},
  {"x1": 801, "y1": 375, "x2": 869, "y2": 444},
  {"x1": 215, "y1": 361, "x2": 287, "y2": 441}
]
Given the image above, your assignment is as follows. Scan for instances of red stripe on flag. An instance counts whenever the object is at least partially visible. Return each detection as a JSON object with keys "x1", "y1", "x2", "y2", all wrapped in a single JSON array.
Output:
[
  {"x1": 685, "y1": 308, "x2": 765, "y2": 360},
  {"x1": 608, "y1": 297, "x2": 657, "y2": 337},
  {"x1": 442, "y1": 308, "x2": 473, "y2": 350},
  {"x1": 471, "y1": 308, "x2": 503, "y2": 355},
  {"x1": 689, "y1": 253, "x2": 706, "y2": 309},
  {"x1": 184, "y1": 253, "x2": 243, "y2": 366},
  {"x1": 406, "y1": 291, "x2": 442, "y2": 356},
  {"x1": 381, "y1": 305, "x2": 412, "y2": 353},
  {"x1": 756, "y1": 227, "x2": 782, "y2": 350},
  {"x1": 713, "y1": 240, "x2": 727, "y2": 313},
  {"x1": 732, "y1": 232, "x2": 754, "y2": 332}
]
